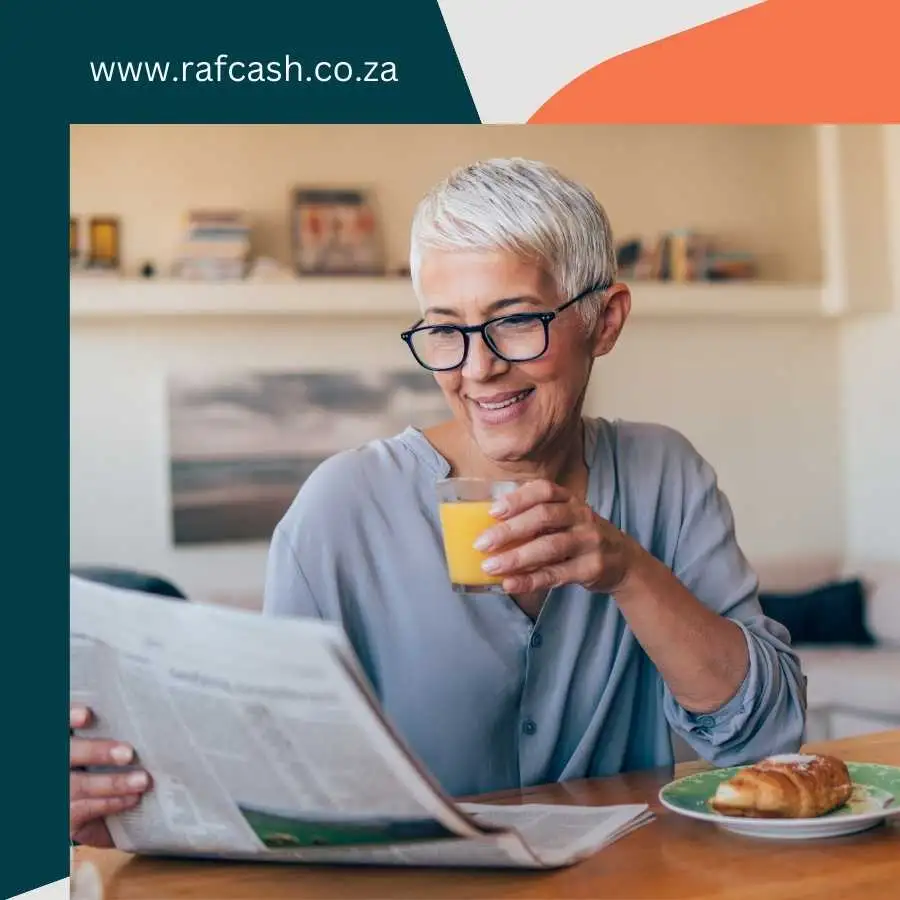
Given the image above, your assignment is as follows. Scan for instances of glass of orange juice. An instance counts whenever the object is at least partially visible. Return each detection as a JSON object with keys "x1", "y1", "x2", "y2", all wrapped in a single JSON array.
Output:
[{"x1": 436, "y1": 478, "x2": 519, "y2": 594}]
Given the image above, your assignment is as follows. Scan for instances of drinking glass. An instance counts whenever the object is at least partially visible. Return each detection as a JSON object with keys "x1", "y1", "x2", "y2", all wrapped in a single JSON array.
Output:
[{"x1": 435, "y1": 478, "x2": 519, "y2": 594}]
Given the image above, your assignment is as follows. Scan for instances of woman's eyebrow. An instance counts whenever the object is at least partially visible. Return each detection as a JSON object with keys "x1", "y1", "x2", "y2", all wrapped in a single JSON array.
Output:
[{"x1": 423, "y1": 296, "x2": 542, "y2": 318}]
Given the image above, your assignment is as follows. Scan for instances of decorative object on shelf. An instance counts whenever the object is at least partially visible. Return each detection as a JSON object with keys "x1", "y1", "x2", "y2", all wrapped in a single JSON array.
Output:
[
  {"x1": 617, "y1": 235, "x2": 663, "y2": 280},
  {"x1": 615, "y1": 238, "x2": 642, "y2": 274},
  {"x1": 702, "y1": 252, "x2": 757, "y2": 281},
  {"x1": 87, "y1": 216, "x2": 121, "y2": 270},
  {"x1": 166, "y1": 369, "x2": 447, "y2": 545},
  {"x1": 291, "y1": 187, "x2": 384, "y2": 276},
  {"x1": 140, "y1": 261, "x2": 156, "y2": 278},
  {"x1": 173, "y1": 209, "x2": 250, "y2": 281},
  {"x1": 70, "y1": 217, "x2": 79, "y2": 266},
  {"x1": 247, "y1": 256, "x2": 295, "y2": 282},
  {"x1": 667, "y1": 230, "x2": 715, "y2": 282},
  {"x1": 616, "y1": 231, "x2": 755, "y2": 283}
]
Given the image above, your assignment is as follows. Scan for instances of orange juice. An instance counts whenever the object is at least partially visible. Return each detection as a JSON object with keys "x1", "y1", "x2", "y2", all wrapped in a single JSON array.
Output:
[{"x1": 438, "y1": 500, "x2": 502, "y2": 587}]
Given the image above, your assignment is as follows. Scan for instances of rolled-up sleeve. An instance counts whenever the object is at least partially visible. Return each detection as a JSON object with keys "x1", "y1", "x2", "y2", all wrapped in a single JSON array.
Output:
[
  {"x1": 661, "y1": 440, "x2": 807, "y2": 765},
  {"x1": 665, "y1": 617, "x2": 807, "y2": 765}
]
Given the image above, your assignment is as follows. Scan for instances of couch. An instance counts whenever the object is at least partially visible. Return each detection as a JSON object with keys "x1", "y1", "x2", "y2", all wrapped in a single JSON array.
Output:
[
  {"x1": 70, "y1": 565, "x2": 188, "y2": 600},
  {"x1": 755, "y1": 556, "x2": 900, "y2": 742}
]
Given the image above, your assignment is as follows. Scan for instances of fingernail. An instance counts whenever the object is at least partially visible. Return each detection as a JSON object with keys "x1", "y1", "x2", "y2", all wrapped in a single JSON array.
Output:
[
  {"x1": 473, "y1": 532, "x2": 493, "y2": 551},
  {"x1": 70, "y1": 706, "x2": 88, "y2": 727},
  {"x1": 110, "y1": 745, "x2": 134, "y2": 765},
  {"x1": 481, "y1": 558, "x2": 500, "y2": 573},
  {"x1": 126, "y1": 771, "x2": 149, "y2": 789},
  {"x1": 490, "y1": 500, "x2": 508, "y2": 517}
]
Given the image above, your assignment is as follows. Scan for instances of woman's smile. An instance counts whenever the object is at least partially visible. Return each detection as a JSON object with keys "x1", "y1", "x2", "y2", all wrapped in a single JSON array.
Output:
[{"x1": 466, "y1": 387, "x2": 535, "y2": 425}]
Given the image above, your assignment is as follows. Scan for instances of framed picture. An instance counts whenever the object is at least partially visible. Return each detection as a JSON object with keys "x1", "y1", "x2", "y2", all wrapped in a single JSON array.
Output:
[
  {"x1": 167, "y1": 369, "x2": 447, "y2": 545},
  {"x1": 291, "y1": 187, "x2": 384, "y2": 275},
  {"x1": 87, "y1": 216, "x2": 121, "y2": 269}
]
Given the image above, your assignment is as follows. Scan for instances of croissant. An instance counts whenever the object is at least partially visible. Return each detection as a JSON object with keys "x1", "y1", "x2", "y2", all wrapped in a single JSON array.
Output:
[{"x1": 710, "y1": 753, "x2": 853, "y2": 818}]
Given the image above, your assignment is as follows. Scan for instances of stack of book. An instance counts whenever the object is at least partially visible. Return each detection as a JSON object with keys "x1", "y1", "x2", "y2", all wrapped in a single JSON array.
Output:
[{"x1": 174, "y1": 210, "x2": 250, "y2": 280}]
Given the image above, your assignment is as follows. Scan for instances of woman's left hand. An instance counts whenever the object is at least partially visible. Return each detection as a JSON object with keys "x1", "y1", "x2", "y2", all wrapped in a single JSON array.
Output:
[{"x1": 475, "y1": 480, "x2": 642, "y2": 595}]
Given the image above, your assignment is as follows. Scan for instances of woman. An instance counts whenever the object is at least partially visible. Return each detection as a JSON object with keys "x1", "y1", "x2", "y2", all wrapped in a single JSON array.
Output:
[{"x1": 70, "y1": 158, "x2": 806, "y2": 845}]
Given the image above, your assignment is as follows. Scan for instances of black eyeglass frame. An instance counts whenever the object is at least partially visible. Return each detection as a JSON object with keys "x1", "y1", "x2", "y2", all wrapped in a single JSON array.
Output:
[{"x1": 400, "y1": 284, "x2": 607, "y2": 372}]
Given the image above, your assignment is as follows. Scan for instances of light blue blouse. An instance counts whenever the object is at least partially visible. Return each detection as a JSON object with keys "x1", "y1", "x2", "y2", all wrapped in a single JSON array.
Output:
[{"x1": 264, "y1": 417, "x2": 806, "y2": 797}]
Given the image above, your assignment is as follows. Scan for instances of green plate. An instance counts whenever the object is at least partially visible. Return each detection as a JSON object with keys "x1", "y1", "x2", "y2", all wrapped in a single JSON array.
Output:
[{"x1": 659, "y1": 761, "x2": 900, "y2": 840}]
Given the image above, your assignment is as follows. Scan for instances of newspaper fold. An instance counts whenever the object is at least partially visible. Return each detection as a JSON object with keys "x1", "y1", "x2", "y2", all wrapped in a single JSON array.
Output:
[{"x1": 70, "y1": 576, "x2": 653, "y2": 869}]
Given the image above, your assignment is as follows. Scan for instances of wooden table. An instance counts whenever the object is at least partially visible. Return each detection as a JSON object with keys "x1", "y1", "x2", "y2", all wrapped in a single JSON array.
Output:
[{"x1": 76, "y1": 730, "x2": 900, "y2": 899}]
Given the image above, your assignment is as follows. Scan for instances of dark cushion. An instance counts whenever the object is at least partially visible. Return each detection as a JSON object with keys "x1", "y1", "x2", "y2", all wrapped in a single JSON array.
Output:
[
  {"x1": 71, "y1": 565, "x2": 187, "y2": 600},
  {"x1": 759, "y1": 578, "x2": 875, "y2": 646}
]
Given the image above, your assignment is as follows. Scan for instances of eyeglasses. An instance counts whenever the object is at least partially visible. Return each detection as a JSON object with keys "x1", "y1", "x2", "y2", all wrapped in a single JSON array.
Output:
[{"x1": 400, "y1": 285, "x2": 605, "y2": 373}]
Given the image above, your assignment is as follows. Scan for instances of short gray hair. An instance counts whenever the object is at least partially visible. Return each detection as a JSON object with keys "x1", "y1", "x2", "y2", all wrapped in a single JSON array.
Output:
[{"x1": 409, "y1": 158, "x2": 617, "y2": 327}]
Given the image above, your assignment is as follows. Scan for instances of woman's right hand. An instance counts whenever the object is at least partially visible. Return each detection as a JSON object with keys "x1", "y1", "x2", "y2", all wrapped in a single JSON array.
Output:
[{"x1": 70, "y1": 704, "x2": 152, "y2": 847}]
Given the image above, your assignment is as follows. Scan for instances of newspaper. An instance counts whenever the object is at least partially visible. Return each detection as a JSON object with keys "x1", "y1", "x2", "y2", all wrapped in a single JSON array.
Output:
[{"x1": 70, "y1": 576, "x2": 653, "y2": 869}]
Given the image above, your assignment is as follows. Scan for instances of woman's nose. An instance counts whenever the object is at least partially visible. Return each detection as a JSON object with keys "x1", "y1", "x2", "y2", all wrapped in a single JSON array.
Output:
[{"x1": 462, "y1": 333, "x2": 508, "y2": 380}]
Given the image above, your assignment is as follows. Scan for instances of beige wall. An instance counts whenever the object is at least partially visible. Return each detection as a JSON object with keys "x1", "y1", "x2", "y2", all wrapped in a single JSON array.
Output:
[
  {"x1": 841, "y1": 125, "x2": 900, "y2": 560},
  {"x1": 70, "y1": 125, "x2": 847, "y2": 605}
]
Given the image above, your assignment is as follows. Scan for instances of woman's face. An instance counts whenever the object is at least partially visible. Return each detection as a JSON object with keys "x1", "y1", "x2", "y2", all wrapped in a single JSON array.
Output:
[{"x1": 417, "y1": 249, "x2": 622, "y2": 465}]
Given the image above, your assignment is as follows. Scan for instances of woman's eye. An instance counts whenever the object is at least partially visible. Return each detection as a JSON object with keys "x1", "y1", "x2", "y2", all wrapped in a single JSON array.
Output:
[{"x1": 496, "y1": 315, "x2": 539, "y2": 330}]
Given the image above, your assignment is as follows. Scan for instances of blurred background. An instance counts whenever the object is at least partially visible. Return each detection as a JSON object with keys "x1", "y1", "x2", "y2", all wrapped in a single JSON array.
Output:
[{"x1": 70, "y1": 125, "x2": 900, "y2": 741}]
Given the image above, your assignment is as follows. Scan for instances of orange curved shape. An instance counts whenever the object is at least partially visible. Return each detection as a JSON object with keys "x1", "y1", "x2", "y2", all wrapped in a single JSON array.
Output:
[{"x1": 530, "y1": 0, "x2": 900, "y2": 123}]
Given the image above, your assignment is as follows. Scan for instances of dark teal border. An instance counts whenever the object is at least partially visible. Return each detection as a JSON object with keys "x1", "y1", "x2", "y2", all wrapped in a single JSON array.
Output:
[{"x1": 3, "y1": 1, "x2": 475, "y2": 895}]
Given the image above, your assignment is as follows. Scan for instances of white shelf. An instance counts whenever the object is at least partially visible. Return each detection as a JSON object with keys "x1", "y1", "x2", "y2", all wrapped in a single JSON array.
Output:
[
  {"x1": 69, "y1": 276, "x2": 419, "y2": 320},
  {"x1": 628, "y1": 281, "x2": 833, "y2": 320},
  {"x1": 69, "y1": 276, "x2": 834, "y2": 323}
]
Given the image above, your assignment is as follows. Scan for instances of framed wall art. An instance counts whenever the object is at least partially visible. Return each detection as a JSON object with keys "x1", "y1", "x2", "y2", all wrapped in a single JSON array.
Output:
[
  {"x1": 291, "y1": 187, "x2": 384, "y2": 275},
  {"x1": 167, "y1": 369, "x2": 447, "y2": 545}
]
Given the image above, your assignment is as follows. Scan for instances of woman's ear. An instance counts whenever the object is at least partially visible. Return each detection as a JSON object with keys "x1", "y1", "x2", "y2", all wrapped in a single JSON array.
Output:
[{"x1": 592, "y1": 283, "x2": 631, "y2": 358}]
